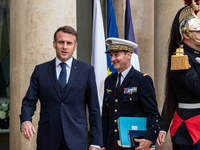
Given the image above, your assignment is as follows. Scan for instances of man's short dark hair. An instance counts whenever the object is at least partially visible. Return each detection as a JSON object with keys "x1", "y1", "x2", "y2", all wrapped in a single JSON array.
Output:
[{"x1": 54, "y1": 25, "x2": 78, "y2": 42}]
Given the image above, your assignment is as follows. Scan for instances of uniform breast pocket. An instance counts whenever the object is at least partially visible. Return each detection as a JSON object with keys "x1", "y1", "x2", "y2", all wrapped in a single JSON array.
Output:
[{"x1": 123, "y1": 94, "x2": 138, "y2": 102}]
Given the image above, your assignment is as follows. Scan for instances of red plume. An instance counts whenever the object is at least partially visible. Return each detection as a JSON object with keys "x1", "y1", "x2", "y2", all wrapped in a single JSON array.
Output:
[
  {"x1": 184, "y1": 0, "x2": 200, "y2": 6},
  {"x1": 184, "y1": 0, "x2": 200, "y2": 14}
]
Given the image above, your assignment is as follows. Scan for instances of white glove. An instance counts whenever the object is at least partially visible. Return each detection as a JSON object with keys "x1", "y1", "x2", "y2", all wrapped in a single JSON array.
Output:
[{"x1": 195, "y1": 57, "x2": 200, "y2": 64}]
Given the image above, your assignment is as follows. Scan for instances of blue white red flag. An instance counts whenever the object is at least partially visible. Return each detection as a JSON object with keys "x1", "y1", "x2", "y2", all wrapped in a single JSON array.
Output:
[{"x1": 125, "y1": 0, "x2": 140, "y2": 71}]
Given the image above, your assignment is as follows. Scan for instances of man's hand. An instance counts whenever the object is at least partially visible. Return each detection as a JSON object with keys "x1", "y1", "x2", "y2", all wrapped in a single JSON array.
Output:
[
  {"x1": 156, "y1": 132, "x2": 166, "y2": 146},
  {"x1": 134, "y1": 138, "x2": 152, "y2": 150},
  {"x1": 89, "y1": 146, "x2": 100, "y2": 150},
  {"x1": 22, "y1": 122, "x2": 36, "y2": 141}
]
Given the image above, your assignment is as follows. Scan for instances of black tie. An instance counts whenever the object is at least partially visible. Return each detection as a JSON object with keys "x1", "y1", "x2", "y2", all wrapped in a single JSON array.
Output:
[
  {"x1": 116, "y1": 73, "x2": 122, "y2": 92},
  {"x1": 58, "y1": 62, "x2": 67, "y2": 88}
]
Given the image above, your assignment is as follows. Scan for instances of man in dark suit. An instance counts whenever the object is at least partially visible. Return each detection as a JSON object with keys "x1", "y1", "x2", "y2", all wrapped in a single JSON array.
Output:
[
  {"x1": 20, "y1": 25, "x2": 102, "y2": 150},
  {"x1": 102, "y1": 38, "x2": 161, "y2": 150}
]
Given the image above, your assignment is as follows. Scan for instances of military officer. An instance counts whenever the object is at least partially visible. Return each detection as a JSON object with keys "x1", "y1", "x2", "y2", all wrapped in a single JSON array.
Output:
[{"x1": 102, "y1": 38, "x2": 161, "y2": 150}]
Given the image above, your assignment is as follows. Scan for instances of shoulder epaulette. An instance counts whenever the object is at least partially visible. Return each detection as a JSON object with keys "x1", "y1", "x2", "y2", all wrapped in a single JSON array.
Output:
[{"x1": 143, "y1": 73, "x2": 148, "y2": 77}]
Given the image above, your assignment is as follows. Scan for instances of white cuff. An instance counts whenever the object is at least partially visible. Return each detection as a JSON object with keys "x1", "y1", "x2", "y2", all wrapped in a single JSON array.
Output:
[
  {"x1": 90, "y1": 145, "x2": 100, "y2": 149},
  {"x1": 160, "y1": 130, "x2": 166, "y2": 134}
]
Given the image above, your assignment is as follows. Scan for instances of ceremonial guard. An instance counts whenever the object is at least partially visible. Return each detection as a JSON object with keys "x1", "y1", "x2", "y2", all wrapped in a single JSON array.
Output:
[
  {"x1": 157, "y1": 0, "x2": 200, "y2": 149},
  {"x1": 102, "y1": 38, "x2": 161, "y2": 150}
]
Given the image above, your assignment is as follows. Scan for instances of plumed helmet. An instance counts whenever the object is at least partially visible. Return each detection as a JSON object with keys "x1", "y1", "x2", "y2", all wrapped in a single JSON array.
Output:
[{"x1": 179, "y1": 0, "x2": 200, "y2": 43}]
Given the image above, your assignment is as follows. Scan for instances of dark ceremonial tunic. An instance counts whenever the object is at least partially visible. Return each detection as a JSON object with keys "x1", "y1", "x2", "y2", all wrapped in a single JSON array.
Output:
[
  {"x1": 161, "y1": 44, "x2": 200, "y2": 146},
  {"x1": 102, "y1": 67, "x2": 161, "y2": 150}
]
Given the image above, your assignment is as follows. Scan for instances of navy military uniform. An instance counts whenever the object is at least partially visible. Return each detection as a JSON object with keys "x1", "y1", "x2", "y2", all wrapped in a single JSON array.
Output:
[
  {"x1": 161, "y1": 44, "x2": 200, "y2": 146},
  {"x1": 102, "y1": 66, "x2": 161, "y2": 150}
]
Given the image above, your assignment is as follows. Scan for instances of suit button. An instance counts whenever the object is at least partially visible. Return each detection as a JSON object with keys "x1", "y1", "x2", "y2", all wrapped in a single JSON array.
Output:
[
  {"x1": 114, "y1": 119, "x2": 117, "y2": 123},
  {"x1": 115, "y1": 99, "x2": 118, "y2": 102},
  {"x1": 130, "y1": 98, "x2": 132, "y2": 101},
  {"x1": 61, "y1": 103, "x2": 64, "y2": 105},
  {"x1": 114, "y1": 109, "x2": 117, "y2": 112},
  {"x1": 115, "y1": 129, "x2": 118, "y2": 132},
  {"x1": 156, "y1": 120, "x2": 158, "y2": 122}
]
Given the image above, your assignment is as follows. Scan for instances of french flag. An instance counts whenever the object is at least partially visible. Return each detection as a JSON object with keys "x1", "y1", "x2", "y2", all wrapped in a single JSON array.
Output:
[{"x1": 125, "y1": 0, "x2": 140, "y2": 71}]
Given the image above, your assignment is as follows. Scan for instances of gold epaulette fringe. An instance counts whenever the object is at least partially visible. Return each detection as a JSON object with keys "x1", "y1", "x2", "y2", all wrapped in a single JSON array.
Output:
[{"x1": 170, "y1": 46, "x2": 191, "y2": 70}]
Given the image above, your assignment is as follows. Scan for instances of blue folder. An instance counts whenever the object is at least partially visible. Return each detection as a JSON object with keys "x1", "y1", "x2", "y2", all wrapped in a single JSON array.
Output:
[{"x1": 117, "y1": 117, "x2": 147, "y2": 147}]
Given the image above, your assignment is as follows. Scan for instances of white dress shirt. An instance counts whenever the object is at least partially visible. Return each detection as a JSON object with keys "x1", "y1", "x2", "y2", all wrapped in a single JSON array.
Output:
[
  {"x1": 55, "y1": 57, "x2": 72, "y2": 83},
  {"x1": 116, "y1": 65, "x2": 132, "y2": 87}
]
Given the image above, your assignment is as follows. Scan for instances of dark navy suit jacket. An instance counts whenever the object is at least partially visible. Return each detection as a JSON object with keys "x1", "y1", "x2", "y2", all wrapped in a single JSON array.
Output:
[
  {"x1": 102, "y1": 67, "x2": 161, "y2": 150},
  {"x1": 20, "y1": 58, "x2": 103, "y2": 150}
]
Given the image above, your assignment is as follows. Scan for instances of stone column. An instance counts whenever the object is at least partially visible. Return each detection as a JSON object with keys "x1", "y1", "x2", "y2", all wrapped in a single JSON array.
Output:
[
  {"x1": 154, "y1": 0, "x2": 183, "y2": 150},
  {"x1": 10, "y1": 1, "x2": 76, "y2": 150},
  {"x1": 115, "y1": 0, "x2": 155, "y2": 79}
]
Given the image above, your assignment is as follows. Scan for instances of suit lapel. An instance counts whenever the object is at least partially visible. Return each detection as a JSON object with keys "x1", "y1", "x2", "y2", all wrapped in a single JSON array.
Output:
[
  {"x1": 49, "y1": 58, "x2": 62, "y2": 99},
  {"x1": 116, "y1": 67, "x2": 135, "y2": 96},
  {"x1": 63, "y1": 58, "x2": 78, "y2": 100}
]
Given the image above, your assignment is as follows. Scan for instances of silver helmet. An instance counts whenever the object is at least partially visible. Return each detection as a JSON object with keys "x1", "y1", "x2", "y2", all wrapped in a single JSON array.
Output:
[{"x1": 179, "y1": 0, "x2": 200, "y2": 43}]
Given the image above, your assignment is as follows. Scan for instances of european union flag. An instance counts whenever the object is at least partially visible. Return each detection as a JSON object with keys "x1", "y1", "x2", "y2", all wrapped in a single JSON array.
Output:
[{"x1": 107, "y1": 0, "x2": 118, "y2": 75}]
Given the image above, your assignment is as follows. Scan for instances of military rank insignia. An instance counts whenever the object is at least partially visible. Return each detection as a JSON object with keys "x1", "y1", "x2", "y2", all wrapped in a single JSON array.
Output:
[
  {"x1": 106, "y1": 89, "x2": 112, "y2": 93},
  {"x1": 124, "y1": 87, "x2": 137, "y2": 95}
]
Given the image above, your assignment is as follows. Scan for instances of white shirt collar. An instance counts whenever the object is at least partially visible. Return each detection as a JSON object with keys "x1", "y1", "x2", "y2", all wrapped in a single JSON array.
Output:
[
  {"x1": 119, "y1": 65, "x2": 132, "y2": 78},
  {"x1": 55, "y1": 57, "x2": 73, "y2": 68}
]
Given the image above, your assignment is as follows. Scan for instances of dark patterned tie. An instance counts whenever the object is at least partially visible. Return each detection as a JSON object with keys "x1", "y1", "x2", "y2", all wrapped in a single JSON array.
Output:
[
  {"x1": 116, "y1": 73, "x2": 122, "y2": 92},
  {"x1": 58, "y1": 62, "x2": 67, "y2": 88}
]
